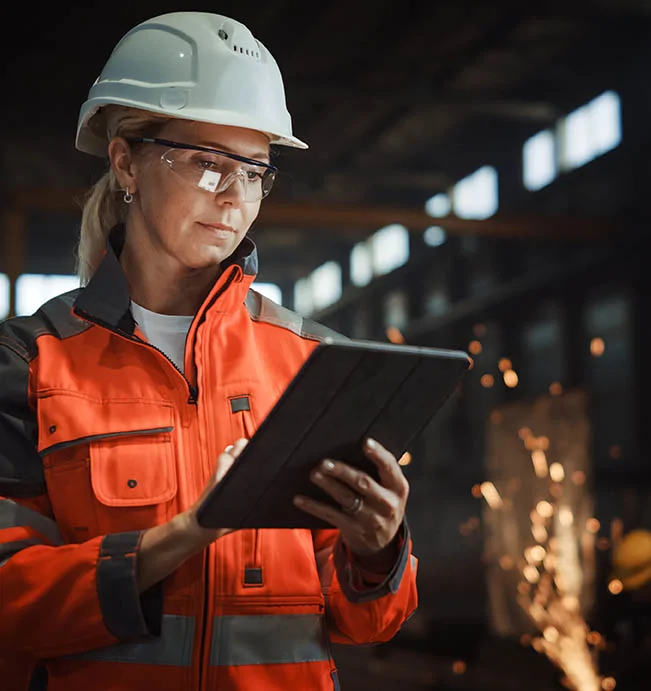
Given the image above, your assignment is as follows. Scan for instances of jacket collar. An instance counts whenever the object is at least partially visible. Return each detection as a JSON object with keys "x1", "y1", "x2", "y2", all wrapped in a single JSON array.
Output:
[{"x1": 74, "y1": 225, "x2": 259, "y2": 333}]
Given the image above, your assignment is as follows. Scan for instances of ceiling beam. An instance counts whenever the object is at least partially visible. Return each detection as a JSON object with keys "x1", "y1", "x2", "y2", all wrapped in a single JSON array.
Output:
[{"x1": 3, "y1": 186, "x2": 620, "y2": 241}]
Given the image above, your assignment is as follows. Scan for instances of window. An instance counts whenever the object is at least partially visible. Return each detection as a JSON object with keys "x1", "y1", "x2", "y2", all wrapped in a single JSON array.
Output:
[
  {"x1": 523, "y1": 130, "x2": 557, "y2": 191},
  {"x1": 371, "y1": 224, "x2": 410, "y2": 277},
  {"x1": 252, "y1": 282, "x2": 282, "y2": 305},
  {"x1": 453, "y1": 166, "x2": 498, "y2": 220},
  {"x1": 424, "y1": 226, "x2": 447, "y2": 247},
  {"x1": 350, "y1": 242, "x2": 373, "y2": 287},
  {"x1": 425, "y1": 193, "x2": 451, "y2": 218},
  {"x1": 0, "y1": 274, "x2": 9, "y2": 320},
  {"x1": 15, "y1": 274, "x2": 80, "y2": 317},
  {"x1": 294, "y1": 277, "x2": 313, "y2": 315},
  {"x1": 311, "y1": 261, "x2": 342, "y2": 311},
  {"x1": 295, "y1": 261, "x2": 342, "y2": 315},
  {"x1": 559, "y1": 90, "x2": 621, "y2": 171}
]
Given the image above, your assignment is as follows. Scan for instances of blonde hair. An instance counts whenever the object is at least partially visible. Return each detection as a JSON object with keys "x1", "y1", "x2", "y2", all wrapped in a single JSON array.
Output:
[{"x1": 76, "y1": 106, "x2": 170, "y2": 284}]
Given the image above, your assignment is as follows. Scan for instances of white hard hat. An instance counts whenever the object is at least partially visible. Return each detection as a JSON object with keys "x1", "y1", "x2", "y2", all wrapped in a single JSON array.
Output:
[{"x1": 76, "y1": 12, "x2": 308, "y2": 156}]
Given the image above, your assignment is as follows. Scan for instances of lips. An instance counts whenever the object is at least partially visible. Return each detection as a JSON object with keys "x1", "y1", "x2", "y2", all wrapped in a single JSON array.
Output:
[{"x1": 199, "y1": 222, "x2": 236, "y2": 233}]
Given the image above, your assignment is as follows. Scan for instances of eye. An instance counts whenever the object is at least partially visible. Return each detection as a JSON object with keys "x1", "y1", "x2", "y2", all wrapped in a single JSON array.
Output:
[
  {"x1": 189, "y1": 152, "x2": 222, "y2": 170},
  {"x1": 197, "y1": 157, "x2": 221, "y2": 170},
  {"x1": 246, "y1": 170, "x2": 264, "y2": 182}
]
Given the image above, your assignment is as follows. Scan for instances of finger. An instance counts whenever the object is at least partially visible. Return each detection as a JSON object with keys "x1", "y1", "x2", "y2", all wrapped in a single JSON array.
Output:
[
  {"x1": 227, "y1": 438, "x2": 249, "y2": 459},
  {"x1": 310, "y1": 467, "x2": 361, "y2": 510},
  {"x1": 214, "y1": 439, "x2": 248, "y2": 483},
  {"x1": 363, "y1": 438, "x2": 410, "y2": 497},
  {"x1": 293, "y1": 494, "x2": 352, "y2": 530},
  {"x1": 316, "y1": 459, "x2": 402, "y2": 520}
]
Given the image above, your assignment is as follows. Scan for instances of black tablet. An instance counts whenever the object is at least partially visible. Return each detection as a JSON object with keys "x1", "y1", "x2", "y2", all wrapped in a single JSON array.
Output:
[{"x1": 196, "y1": 339, "x2": 470, "y2": 530}]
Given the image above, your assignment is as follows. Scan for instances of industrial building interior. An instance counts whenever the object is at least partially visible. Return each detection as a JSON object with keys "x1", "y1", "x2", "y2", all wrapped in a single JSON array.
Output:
[{"x1": 2, "y1": 0, "x2": 650, "y2": 689}]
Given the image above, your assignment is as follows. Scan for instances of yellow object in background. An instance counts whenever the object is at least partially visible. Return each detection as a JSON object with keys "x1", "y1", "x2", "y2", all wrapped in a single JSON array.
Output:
[{"x1": 611, "y1": 530, "x2": 651, "y2": 591}]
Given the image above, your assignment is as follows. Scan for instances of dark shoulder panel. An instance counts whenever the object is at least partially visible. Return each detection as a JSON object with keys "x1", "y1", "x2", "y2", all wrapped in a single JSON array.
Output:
[
  {"x1": 245, "y1": 290, "x2": 348, "y2": 342},
  {"x1": 0, "y1": 289, "x2": 90, "y2": 361},
  {"x1": 0, "y1": 289, "x2": 89, "y2": 497},
  {"x1": 0, "y1": 339, "x2": 46, "y2": 497}
]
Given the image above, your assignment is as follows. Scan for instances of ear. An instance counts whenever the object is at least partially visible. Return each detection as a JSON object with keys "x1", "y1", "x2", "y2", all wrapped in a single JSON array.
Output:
[{"x1": 108, "y1": 137, "x2": 138, "y2": 194}]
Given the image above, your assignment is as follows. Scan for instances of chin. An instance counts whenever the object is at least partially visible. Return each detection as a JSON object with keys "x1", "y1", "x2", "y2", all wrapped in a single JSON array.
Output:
[{"x1": 183, "y1": 246, "x2": 232, "y2": 271}]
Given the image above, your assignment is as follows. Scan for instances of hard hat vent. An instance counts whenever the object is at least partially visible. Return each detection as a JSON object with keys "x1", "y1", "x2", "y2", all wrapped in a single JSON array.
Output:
[{"x1": 216, "y1": 22, "x2": 262, "y2": 61}]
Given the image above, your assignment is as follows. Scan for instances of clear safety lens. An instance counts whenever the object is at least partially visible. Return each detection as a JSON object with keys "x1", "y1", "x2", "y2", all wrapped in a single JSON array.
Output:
[{"x1": 161, "y1": 148, "x2": 275, "y2": 202}]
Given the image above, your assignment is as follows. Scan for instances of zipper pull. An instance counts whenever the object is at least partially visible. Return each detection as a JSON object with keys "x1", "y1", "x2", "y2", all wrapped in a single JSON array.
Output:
[{"x1": 188, "y1": 386, "x2": 199, "y2": 404}]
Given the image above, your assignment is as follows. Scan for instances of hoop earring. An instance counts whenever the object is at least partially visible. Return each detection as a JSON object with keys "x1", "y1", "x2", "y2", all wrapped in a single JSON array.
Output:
[{"x1": 123, "y1": 187, "x2": 134, "y2": 204}]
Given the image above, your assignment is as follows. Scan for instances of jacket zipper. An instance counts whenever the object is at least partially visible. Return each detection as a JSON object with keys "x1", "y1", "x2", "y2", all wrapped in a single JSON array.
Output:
[{"x1": 192, "y1": 267, "x2": 239, "y2": 691}]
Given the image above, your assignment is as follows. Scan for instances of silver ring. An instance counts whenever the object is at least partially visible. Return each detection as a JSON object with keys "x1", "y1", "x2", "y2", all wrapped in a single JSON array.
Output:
[{"x1": 342, "y1": 495, "x2": 363, "y2": 515}]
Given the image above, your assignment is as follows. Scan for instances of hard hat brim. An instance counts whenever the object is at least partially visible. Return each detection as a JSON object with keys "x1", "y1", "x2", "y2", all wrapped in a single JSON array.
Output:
[{"x1": 76, "y1": 100, "x2": 309, "y2": 157}]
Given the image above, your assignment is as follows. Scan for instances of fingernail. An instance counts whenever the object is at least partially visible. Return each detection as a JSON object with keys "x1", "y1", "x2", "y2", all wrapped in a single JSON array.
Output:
[
  {"x1": 293, "y1": 496, "x2": 305, "y2": 505},
  {"x1": 366, "y1": 438, "x2": 377, "y2": 450},
  {"x1": 322, "y1": 460, "x2": 335, "y2": 472},
  {"x1": 224, "y1": 445, "x2": 234, "y2": 453},
  {"x1": 313, "y1": 471, "x2": 323, "y2": 481}
]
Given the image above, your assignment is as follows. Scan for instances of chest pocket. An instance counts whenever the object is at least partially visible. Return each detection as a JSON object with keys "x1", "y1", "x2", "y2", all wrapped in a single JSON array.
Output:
[{"x1": 38, "y1": 392, "x2": 177, "y2": 541}]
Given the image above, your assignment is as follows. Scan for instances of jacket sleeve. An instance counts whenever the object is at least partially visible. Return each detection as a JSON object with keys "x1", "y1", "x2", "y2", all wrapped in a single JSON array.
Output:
[
  {"x1": 0, "y1": 336, "x2": 162, "y2": 659},
  {"x1": 312, "y1": 522, "x2": 418, "y2": 645}
]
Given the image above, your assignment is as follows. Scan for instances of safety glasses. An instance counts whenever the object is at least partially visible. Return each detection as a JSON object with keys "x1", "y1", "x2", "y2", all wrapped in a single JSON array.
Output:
[{"x1": 126, "y1": 137, "x2": 278, "y2": 202}]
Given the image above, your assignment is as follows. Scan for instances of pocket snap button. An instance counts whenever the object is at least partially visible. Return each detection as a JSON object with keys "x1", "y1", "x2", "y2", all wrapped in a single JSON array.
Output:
[{"x1": 127, "y1": 479, "x2": 138, "y2": 488}]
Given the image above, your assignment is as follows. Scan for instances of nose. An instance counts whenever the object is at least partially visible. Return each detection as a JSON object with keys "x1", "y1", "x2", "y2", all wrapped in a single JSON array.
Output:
[{"x1": 214, "y1": 170, "x2": 247, "y2": 206}]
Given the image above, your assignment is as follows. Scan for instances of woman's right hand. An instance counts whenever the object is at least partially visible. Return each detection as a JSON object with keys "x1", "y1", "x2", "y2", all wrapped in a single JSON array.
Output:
[
  {"x1": 177, "y1": 437, "x2": 249, "y2": 547},
  {"x1": 137, "y1": 438, "x2": 249, "y2": 592}
]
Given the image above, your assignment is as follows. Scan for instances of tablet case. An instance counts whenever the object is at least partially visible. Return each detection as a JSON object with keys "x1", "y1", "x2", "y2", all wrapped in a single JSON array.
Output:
[{"x1": 196, "y1": 340, "x2": 470, "y2": 530}]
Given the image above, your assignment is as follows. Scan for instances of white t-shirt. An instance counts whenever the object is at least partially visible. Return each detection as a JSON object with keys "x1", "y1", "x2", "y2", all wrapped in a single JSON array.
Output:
[{"x1": 131, "y1": 301, "x2": 194, "y2": 373}]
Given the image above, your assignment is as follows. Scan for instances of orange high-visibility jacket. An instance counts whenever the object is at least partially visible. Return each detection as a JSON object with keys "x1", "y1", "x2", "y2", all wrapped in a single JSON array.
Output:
[{"x1": 0, "y1": 232, "x2": 418, "y2": 691}]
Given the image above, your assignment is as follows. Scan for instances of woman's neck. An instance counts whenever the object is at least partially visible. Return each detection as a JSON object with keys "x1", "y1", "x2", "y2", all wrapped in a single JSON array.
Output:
[{"x1": 119, "y1": 232, "x2": 221, "y2": 316}]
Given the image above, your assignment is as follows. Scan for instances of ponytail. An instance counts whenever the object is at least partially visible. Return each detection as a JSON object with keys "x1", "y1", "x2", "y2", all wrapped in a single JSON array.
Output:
[
  {"x1": 76, "y1": 170, "x2": 124, "y2": 284},
  {"x1": 76, "y1": 105, "x2": 170, "y2": 284}
]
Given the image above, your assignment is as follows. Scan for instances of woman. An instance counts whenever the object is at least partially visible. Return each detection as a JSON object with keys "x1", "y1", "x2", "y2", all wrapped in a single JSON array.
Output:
[{"x1": 0, "y1": 12, "x2": 417, "y2": 691}]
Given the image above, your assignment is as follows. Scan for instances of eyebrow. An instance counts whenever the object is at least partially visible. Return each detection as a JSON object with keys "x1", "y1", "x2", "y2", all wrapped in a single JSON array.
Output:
[{"x1": 197, "y1": 140, "x2": 270, "y2": 163}]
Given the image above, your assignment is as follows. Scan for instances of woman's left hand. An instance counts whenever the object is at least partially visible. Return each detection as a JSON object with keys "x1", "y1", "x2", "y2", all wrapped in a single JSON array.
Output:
[{"x1": 293, "y1": 438, "x2": 409, "y2": 557}]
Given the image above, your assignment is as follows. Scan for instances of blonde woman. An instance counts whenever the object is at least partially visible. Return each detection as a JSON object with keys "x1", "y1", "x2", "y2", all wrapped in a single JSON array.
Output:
[{"x1": 0, "y1": 12, "x2": 417, "y2": 691}]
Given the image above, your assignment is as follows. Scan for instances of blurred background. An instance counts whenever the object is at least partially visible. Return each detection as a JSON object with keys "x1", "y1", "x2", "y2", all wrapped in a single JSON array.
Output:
[{"x1": 2, "y1": 1, "x2": 651, "y2": 689}]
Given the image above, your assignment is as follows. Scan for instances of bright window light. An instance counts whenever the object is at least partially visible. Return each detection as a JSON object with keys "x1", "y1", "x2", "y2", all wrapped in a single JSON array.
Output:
[
  {"x1": 453, "y1": 166, "x2": 499, "y2": 220},
  {"x1": 350, "y1": 241, "x2": 373, "y2": 287},
  {"x1": 523, "y1": 130, "x2": 557, "y2": 191},
  {"x1": 252, "y1": 282, "x2": 282, "y2": 305},
  {"x1": 425, "y1": 193, "x2": 451, "y2": 218},
  {"x1": 424, "y1": 226, "x2": 447, "y2": 247},
  {"x1": 0, "y1": 274, "x2": 9, "y2": 320},
  {"x1": 15, "y1": 274, "x2": 80, "y2": 317},
  {"x1": 371, "y1": 224, "x2": 410, "y2": 276},
  {"x1": 294, "y1": 277, "x2": 313, "y2": 315},
  {"x1": 561, "y1": 104, "x2": 593, "y2": 169},
  {"x1": 592, "y1": 91, "x2": 622, "y2": 156},
  {"x1": 560, "y1": 90, "x2": 621, "y2": 170},
  {"x1": 310, "y1": 261, "x2": 342, "y2": 311}
]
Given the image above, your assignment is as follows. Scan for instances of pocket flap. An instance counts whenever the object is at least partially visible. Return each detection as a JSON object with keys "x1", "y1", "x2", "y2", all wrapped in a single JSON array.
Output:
[
  {"x1": 90, "y1": 430, "x2": 176, "y2": 507},
  {"x1": 38, "y1": 392, "x2": 174, "y2": 454}
]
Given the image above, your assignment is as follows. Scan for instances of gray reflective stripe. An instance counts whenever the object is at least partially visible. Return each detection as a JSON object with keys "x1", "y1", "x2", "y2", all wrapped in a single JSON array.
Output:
[
  {"x1": 0, "y1": 499, "x2": 63, "y2": 545},
  {"x1": 314, "y1": 545, "x2": 335, "y2": 592},
  {"x1": 211, "y1": 613, "x2": 329, "y2": 667},
  {"x1": 70, "y1": 614, "x2": 195, "y2": 666},
  {"x1": 410, "y1": 555, "x2": 417, "y2": 570},
  {"x1": 0, "y1": 537, "x2": 42, "y2": 567}
]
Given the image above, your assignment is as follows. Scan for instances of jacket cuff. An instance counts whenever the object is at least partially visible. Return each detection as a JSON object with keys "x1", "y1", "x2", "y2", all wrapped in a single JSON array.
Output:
[
  {"x1": 96, "y1": 531, "x2": 163, "y2": 641},
  {"x1": 334, "y1": 520, "x2": 411, "y2": 604}
]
